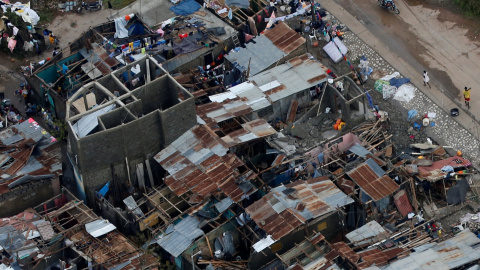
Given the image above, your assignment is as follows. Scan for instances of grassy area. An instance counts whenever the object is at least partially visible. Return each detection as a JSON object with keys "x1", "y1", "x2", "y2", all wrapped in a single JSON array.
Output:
[
  {"x1": 37, "y1": 8, "x2": 56, "y2": 24},
  {"x1": 110, "y1": 0, "x2": 137, "y2": 9},
  {"x1": 454, "y1": 0, "x2": 480, "y2": 16}
]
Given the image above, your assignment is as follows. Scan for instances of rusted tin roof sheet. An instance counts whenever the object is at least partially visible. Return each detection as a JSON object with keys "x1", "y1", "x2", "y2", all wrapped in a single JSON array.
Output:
[
  {"x1": 357, "y1": 247, "x2": 407, "y2": 267},
  {"x1": 263, "y1": 21, "x2": 306, "y2": 54},
  {"x1": 246, "y1": 177, "x2": 353, "y2": 241},
  {"x1": 154, "y1": 125, "x2": 257, "y2": 202},
  {"x1": 418, "y1": 156, "x2": 471, "y2": 181},
  {"x1": 345, "y1": 221, "x2": 389, "y2": 247},
  {"x1": 347, "y1": 161, "x2": 399, "y2": 201},
  {"x1": 0, "y1": 119, "x2": 62, "y2": 195},
  {"x1": 331, "y1": 242, "x2": 360, "y2": 264},
  {"x1": 365, "y1": 230, "x2": 480, "y2": 269},
  {"x1": 250, "y1": 54, "x2": 328, "y2": 103},
  {"x1": 221, "y1": 119, "x2": 277, "y2": 147},
  {"x1": 393, "y1": 190, "x2": 413, "y2": 217}
]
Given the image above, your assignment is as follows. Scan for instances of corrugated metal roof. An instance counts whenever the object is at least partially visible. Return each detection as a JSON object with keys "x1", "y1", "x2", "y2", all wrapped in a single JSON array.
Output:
[
  {"x1": 85, "y1": 219, "x2": 117, "y2": 237},
  {"x1": 225, "y1": 35, "x2": 286, "y2": 76},
  {"x1": 345, "y1": 221, "x2": 389, "y2": 246},
  {"x1": 214, "y1": 197, "x2": 234, "y2": 213},
  {"x1": 262, "y1": 21, "x2": 306, "y2": 54},
  {"x1": 393, "y1": 190, "x2": 413, "y2": 217},
  {"x1": 379, "y1": 230, "x2": 480, "y2": 270},
  {"x1": 156, "y1": 216, "x2": 204, "y2": 257},
  {"x1": 347, "y1": 161, "x2": 399, "y2": 202},
  {"x1": 365, "y1": 158, "x2": 385, "y2": 178},
  {"x1": 72, "y1": 104, "x2": 116, "y2": 138},
  {"x1": 349, "y1": 143, "x2": 371, "y2": 157},
  {"x1": 123, "y1": 196, "x2": 144, "y2": 217},
  {"x1": 357, "y1": 247, "x2": 407, "y2": 267},
  {"x1": 331, "y1": 242, "x2": 361, "y2": 264},
  {"x1": 196, "y1": 96, "x2": 277, "y2": 144},
  {"x1": 217, "y1": 54, "x2": 327, "y2": 113},
  {"x1": 154, "y1": 125, "x2": 257, "y2": 202},
  {"x1": 418, "y1": 156, "x2": 471, "y2": 181},
  {"x1": 36, "y1": 220, "x2": 55, "y2": 241},
  {"x1": 246, "y1": 177, "x2": 353, "y2": 241},
  {"x1": 221, "y1": 119, "x2": 276, "y2": 147},
  {"x1": 249, "y1": 54, "x2": 327, "y2": 102}
]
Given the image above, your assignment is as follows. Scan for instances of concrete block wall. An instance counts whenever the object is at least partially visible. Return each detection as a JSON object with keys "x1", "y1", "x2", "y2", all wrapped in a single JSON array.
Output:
[
  {"x1": 160, "y1": 97, "x2": 196, "y2": 146},
  {"x1": 0, "y1": 177, "x2": 61, "y2": 217}
]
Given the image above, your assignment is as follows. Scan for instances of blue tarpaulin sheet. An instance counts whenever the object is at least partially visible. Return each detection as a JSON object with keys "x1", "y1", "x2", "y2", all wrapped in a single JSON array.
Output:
[
  {"x1": 389, "y1": 77, "x2": 410, "y2": 88},
  {"x1": 128, "y1": 22, "x2": 145, "y2": 36},
  {"x1": 170, "y1": 0, "x2": 201, "y2": 15},
  {"x1": 99, "y1": 182, "x2": 110, "y2": 197}
]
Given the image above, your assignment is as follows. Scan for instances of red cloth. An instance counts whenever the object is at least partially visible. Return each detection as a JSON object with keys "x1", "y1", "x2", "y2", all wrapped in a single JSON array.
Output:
[
  {"x1": 121, "y1": 44, "x2": 126, "y2": 49},
  {"x1": 257, "y1": 14, "x2": 262, "y2": 23},
  {"x1": 179, "y1": 33, "x2": 188, "y2": 39}
]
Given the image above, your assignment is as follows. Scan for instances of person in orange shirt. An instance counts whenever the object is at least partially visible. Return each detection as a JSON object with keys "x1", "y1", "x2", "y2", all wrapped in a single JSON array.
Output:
[{"x1": 48, "y1": 34, "x2": 54, "y2": 49}]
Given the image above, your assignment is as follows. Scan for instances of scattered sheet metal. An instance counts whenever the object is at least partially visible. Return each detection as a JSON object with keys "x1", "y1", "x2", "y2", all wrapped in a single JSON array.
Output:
[
  {"x1": 123, "y1": 195, "x2": 145, "y2": 217},
  {"x1": 221, "y1": 119, "x2": 277, "y2": 147},
  {"x1": 252, "y1": 235, "x2": 276, "y2": 252},
  {"x1": 36, "y1": 220, "x2": 55, "y2": 241},
  {"x1": 347, "y1": 161, "x2": 399, "y2": 202},
  {"x1": 262, "y1": 21, "x2": 306, "y2": 54},
  {"x1": 154, "y1": 125, "x2": 257, "y2": 202},
  {"x1": 357, "y1": 247, "x2": 407, "y2": 267},
  {"x1": 382, "y1": 229, "x2": 480, "y2": 269},
  {"x1": 85, "y1": 219, "x2": 117, "y2": 237},
  {"x1": 418, "y1": 156, "x2": 471, "y2": 181},
  {"x1": 393, "y1": 190, "x2": 413, "y2": 217},
  {"x1": 246, "y1": 176, "x2": 353, "y2": 241},
  {"x1": 215, "y1": 197, "x2": 234, "y2": 213},
  {"x1": 72, "y1": 104, "x2": 116, "y2": 138},
  {"x1": 225, "y1": 35, "x2": 285, "y2": 76},
  {"x1": 156, "y1": 216, "x2": 204, "y2": 257},
  {"x1": 348, "y1": 143, "x2": 371, "y2": 157},
  {"x1": 345, "y1": 221, "x2": 389, "y2": 247},
  {"x1": 249, "y1": 54, "x2": 327, "y2": 103}
]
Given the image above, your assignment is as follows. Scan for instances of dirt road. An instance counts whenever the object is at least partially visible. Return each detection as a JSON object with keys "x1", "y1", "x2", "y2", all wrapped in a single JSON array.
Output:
[{"x1": 333, "y1": 0, "x2": 480, "y2": 112}]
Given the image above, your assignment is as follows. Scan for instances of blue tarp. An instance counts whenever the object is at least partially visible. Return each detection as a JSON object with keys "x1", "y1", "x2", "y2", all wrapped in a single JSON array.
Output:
[
  {"x1": 389, "y1": 77, "x2": 410, "y2": 88},
  {"x1": 408, "y1": 109, "x2": 418, "y2": 120},
  {"x1": 128, "y1": 22, "x2": 145, "y2": 36},
  {"x1": 99, "y1": 182, "x2": 110, "y2": 197},
  {"x1": 170, "y1": 0, "x2": 201, "y2": 15}
]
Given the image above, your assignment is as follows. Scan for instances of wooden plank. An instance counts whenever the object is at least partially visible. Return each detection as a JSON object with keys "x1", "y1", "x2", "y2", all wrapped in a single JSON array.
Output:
[{"x1": 286, "y1": 100, "x2": 298, "y2": 124}]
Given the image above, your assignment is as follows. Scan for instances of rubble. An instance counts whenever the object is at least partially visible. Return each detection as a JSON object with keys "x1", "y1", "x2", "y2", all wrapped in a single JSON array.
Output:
[{"x1": 2, "y1": 0, "x2": 480, "y2": 269}]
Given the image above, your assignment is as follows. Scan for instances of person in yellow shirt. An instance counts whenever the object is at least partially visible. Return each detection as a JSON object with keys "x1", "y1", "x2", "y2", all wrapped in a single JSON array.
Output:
[{"x1": 464, "y1": 87, "x2": 471, "y2": 109}]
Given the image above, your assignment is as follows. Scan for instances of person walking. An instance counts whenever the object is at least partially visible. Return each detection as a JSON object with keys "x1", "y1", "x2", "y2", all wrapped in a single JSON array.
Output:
[
  {"x1": 48, "y1": 34, "x2": 54, "y2": 49},
  {"x1": 464, "y1": 87, "x2": 471, "y2": 109},
  {"x1": 423, "y1": 70, "x2": 431, "y2": 88}
]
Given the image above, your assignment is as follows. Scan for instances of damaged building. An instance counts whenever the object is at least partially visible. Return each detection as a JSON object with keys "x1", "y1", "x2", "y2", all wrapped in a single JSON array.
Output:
[
  {"x1": 0, "y1": 119, "x2": 62, "y2": 217},
  {"x1": 66, "y1": 56, "x2": 196, "y2": 203},
  {"x1": 0, "y1": 188, "x2": 159, "y2": 269},
  {"x1": 26, "y1": 12, "x2": 234, "y2": 119}
]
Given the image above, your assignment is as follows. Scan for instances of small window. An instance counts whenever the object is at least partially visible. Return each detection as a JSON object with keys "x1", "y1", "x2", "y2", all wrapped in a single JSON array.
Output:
[
  {"x1": 270, "y1": 242, "x2": 283, "y2": 253},
  {"x1": 317, "y1": 221, "x2": 327, "y2": 231}
]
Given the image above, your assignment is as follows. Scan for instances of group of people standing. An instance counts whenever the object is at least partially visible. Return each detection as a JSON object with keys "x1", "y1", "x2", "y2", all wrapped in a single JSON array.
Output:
[{"x1": 423, "y1": 70, "x2": 471, "y2": 110}]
